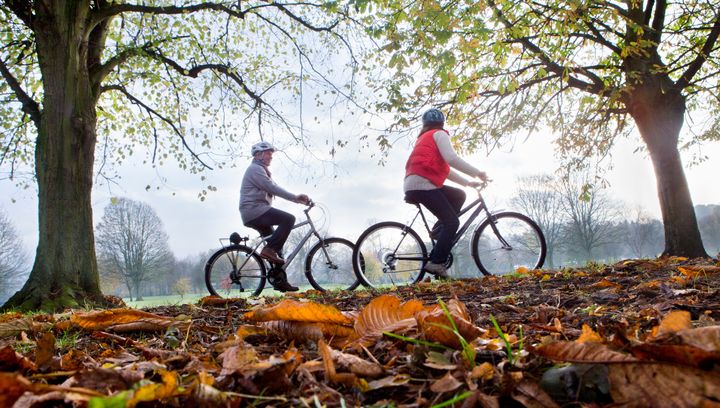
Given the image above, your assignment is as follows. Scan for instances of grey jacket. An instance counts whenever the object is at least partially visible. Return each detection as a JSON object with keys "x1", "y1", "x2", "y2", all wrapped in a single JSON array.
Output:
[{"x1": 239, "y1": 159, "x2": 298, "y2": 223}]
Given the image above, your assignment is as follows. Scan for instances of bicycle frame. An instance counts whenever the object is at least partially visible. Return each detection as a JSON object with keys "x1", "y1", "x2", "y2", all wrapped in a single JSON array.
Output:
[
  {"x1": 406, "y1": 186, "x2": 513, "y2": 253},
  {"x1": 233, "y1": 203, "x2": 327, "y2": 273}
]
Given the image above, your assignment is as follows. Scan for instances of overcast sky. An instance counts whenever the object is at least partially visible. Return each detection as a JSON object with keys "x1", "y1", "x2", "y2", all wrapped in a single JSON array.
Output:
[{"x1": 2, "y1": 118, "x2": 718, "y2": 264}]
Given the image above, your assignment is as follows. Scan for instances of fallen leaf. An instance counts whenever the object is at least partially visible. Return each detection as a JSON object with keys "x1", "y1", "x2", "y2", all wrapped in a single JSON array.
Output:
[
  {"x1": 352, "y1": 294, "x2": 424, "y2": 347},
  {"x1": 244, "y1": 299, "x2": 353, "y2": 326},
  {"x1": 609, "y1": 362, "x2": 720, "y2": 407},
  {"x1": 416, "y1": 299, "x2": 482, "y2": 349},
  {"x1": 70, "y1": 309, "x2": 189, "y2": 333},
  {"x1": 577, "y1": 324, "x2": 603, "y2": 343},
  {"x1": 653, "y1": 310, "x2": 692, "y2": 337},
  {"x1": 429, "y1": 371, "x2": 462, "y2": 393}
]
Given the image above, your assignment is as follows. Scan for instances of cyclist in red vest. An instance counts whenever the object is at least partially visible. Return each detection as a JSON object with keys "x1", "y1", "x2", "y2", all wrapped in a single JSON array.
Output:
[{"x1": 404, "y1": 108, "x2": 488, "y2": 278}]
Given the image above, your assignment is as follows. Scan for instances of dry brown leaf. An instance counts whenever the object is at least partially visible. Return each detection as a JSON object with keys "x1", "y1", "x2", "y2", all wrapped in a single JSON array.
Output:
[
  {"x1": 35, "y1": 331, "x2": 57, "y2": 372},
  {"x1": 318, "y1": 339, "x2": 358, "y2": 387},
  {"x1": 531, "y1": 341, "x2": 638, "y2": 363},
  {"x1": 218, "y1": 344, "x2": 259, "y2": 376},
  {"x1": 0, "y1": 372, "x2": 32, "y2": 407},
  {"x1": 0, "y1": 345, "x2": 37, "y2": 373},
  {"x1": 0, "y1": 318, "x2": 52, "y2": 338},
  {"x1": 329, "y1": 348, "x2": 383, "y2": 378},
  {"x1": 609, "y1": 362, "x2": 720, "y2": 407},
  {"x1": 70, "y1": 309, "x2": 189, "y2": 332},
  {"x1": 653, "y1": 310, "x2": 692, "y2": 337},
  {"x1": 260, "y1": 320, "x2": 356, "y2": 346},
  {"x1": 416, "y1": 298, "x2": 482, "y2": 349},
  {"x1": 629, "y1": 343, "x2": 720, "y2": 367},
  {"x1": 589, "y1": 278, "x2": 621, "y2": 289},
  {"x1": 367, "y1": 374, "x2": 411, "y2": 390},
  {"x1": 512, "y1": 379, "x2": 561, "y2": 408},
  {"x1": 430, "y1": 372, "x2": 462, "y2": 393},
  {"x1": 244, "y1": 299, "x2": 353, "y2": 326},
  {"x1": 678, "y1": 325, "x2": 720, "y2": 351}
]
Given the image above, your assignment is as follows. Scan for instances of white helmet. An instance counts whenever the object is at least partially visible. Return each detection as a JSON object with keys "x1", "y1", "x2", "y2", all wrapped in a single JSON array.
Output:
[{"x1": 251, "y1": 141, "x2": 275, "y2": 156}]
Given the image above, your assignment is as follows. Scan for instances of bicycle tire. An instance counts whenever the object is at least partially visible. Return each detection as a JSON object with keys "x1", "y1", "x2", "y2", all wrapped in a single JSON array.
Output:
[
  {"x1": 470, "y1": 212, "x2": 546, "y2": 276},
  {"x1": 305, "y1": 237, "x2": 360, "y2": 292},
  {"x1": 205, "y1": 244, "x2": 266, "y2": 297},
  {"x1": 353, "y1": 221, "x2": 427, "y2": 289}
]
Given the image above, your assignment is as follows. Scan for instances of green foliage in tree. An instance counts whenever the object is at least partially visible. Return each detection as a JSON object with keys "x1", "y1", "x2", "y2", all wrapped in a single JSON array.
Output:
[{"x1": 360, "y1": 0, "x2": 719, "y2": 257}]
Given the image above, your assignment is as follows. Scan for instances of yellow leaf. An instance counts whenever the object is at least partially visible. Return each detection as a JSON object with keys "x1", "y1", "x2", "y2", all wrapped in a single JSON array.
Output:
[
  {"x1": 128, "y1": 370, "x2": 182, "y2": 407},
  {"x1": 516, "y1": 266, "x2": 530, "y2": 274},
  {"x1": 541, "y1": 274, "x2": 551, "y2": 281}
]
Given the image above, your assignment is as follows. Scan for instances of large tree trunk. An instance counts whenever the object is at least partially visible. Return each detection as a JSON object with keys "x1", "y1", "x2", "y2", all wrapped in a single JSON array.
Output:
[
  {"x1": 3, "y1": 2, "x2": 107, "y2": 311},
  {"x1": 627, "y1": 82, "x2": 708, "y2": 258}
]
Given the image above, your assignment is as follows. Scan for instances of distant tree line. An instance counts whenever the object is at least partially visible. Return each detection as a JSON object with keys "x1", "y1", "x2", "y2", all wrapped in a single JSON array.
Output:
[{"x1": 452, "y1": 174, "x2": 719, "y2": 278}]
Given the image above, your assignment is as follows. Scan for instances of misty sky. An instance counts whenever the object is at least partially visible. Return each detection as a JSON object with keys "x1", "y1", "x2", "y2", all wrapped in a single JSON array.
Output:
[{"x1": 2, "y1": 120, "x2": 718, "y2": 264}]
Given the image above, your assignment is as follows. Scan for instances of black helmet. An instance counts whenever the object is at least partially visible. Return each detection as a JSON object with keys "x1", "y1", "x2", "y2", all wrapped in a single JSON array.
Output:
[{"x1": 422, "y1": 108, "x2": 445, "y2": 125}]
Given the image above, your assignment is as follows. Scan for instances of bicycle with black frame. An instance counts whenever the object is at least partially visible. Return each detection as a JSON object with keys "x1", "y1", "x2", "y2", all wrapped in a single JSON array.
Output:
[
  {"x1": 352, "y1": 181, "x2": 546, "y2": 289},
  {"x1": 205, "y1": 201, "x2": 360, "y2": 297}
]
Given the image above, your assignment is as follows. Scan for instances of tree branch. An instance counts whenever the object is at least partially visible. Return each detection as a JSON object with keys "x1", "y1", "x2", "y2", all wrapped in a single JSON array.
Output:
[
  {"x1": 676, "y1": 11, "x2": 720, "y2": 90},
  {"x1": 100, "y1": 84, "x2": 213, "y2": 170},
  {"x1": 0, "y1": 56, "x2": 41, "y2": 126}
]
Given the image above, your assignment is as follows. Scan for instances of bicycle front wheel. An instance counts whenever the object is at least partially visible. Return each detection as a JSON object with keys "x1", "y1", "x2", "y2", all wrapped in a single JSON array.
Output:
[
  {"x1": 471, "y1": 212, "x2": 546, "y2": 276},
  {"x1": 353, "y1": 221, "x2": 427, "y2": 289},
  {"x1": 305, "y1": 237, "x2": 360, "y2": 292},
  {"x1": 205, "y1": 244, "x2": 266, "y2": 298}
]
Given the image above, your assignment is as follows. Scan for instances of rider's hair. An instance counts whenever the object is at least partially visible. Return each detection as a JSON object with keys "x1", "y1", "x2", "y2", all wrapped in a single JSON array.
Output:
[{"x1": 419, "y1": 122, "x2": 444, "y2": 136}]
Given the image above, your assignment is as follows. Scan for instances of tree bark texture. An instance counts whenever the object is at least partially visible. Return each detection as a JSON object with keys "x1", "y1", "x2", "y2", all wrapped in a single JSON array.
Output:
[
  {"x1": 3, "y1": 1, "x2": 106, "y2": 311},
  {"x1": 626, "y1": 80, "x2": 708, "y2": 258}
]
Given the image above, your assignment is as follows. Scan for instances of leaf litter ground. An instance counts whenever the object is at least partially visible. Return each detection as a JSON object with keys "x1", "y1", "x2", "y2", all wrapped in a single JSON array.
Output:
[{"x1": 1, "y1": 257, "x2": 719, "y2": 407}]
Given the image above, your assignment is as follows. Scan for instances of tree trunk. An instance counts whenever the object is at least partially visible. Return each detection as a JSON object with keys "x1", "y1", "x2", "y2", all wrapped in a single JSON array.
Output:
[
  {"x1": 627, "y1": 83, "x2": 708, "y2": 258},
  {"x1": 2, "y1": 2, "x2": 107, "y2": 311}
]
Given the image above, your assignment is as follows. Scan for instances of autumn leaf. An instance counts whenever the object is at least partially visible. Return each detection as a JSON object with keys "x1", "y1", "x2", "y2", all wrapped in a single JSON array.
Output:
[
  {"x1": 352, "y1": 294, "x2": 424, "y2": 347},
  {"x1": 416, "y1": 299, "x2": 483, "y2": 349},
  {"x1": 652, "y1": 310, "x2": 691, "y2": 337},
  {"x1": 70, "y1": 309, "x2": 190, "y2": 332},
  {"x1": 530, "y1": 341, "x2": 638, "y2": 363},
  {"x1": 609, "y1": 363, "x2": 720, "y2": 407},
  {"x1": 243, "y1": 299, "x2": 353, "y2": 326},
  {"x1": 577, "y1": 324, "x2": 604, "y2": 343},
  {"x1": 127, "y1": 370, "x2": 185, "y2": 407},
  {"x1": 260, "y1": 320, "x2": 356, "y2": 346}
]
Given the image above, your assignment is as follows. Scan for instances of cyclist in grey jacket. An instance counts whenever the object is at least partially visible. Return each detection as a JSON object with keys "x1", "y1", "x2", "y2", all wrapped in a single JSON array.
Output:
[{"x1": 240, "y1": 141, "x2": 310, "y2": 292}]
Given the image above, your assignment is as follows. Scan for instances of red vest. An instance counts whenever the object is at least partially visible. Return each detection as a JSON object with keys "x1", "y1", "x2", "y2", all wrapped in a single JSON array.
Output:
[{"x1": 405, "y1": 129, "x2": 450, "y2": 187}]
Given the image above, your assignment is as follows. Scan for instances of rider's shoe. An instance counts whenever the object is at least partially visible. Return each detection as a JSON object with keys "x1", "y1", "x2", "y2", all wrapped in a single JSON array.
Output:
[
  {"x1": 267, "y1": 268, "x2": 299, "y2": 292},
  {"x1": 424, "y1": 262, "x2": 449, "y2": 279},
  {"x1": 273, "y1": 279, "x2": 299, "y2": 292},
  {"x1": 260, "y1": 247, "x2": 286, "y2": 265}
]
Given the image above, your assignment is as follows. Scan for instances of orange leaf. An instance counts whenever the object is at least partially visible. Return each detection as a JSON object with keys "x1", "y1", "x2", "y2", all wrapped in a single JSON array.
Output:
[
  {"x1": 70, "y1": 309, "x2": 189, "y2": 332},
  {"x1": 416, "y1": 299, "x2": 482, "y2": 349},
  {"x1": 352, "y1": 294, "x2": 424, "y2": 346},
  {"x1": 128, "y1": 370, "x2": 183, "y2": 407},
  {"x1": 0, "y1": 372, "x2": 32, "y2": 407},
  {"x1": 590, "y1": 278, "x2": 620, "y2": 289},
  {"x1": 260, "y1": 320, "x2": 356, "y2": 346},
  {"x1": 576, "y1": 324, "x2": 603, "y2": 344},
  {"x1": 654, "y1": 310, "x2": 691, "y2": 337},
  {"x1": 243, "y1": 299, "x2": 353, "y2": 326}
]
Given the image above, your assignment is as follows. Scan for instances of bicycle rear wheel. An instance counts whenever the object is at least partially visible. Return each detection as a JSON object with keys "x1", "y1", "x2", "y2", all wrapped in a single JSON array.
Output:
[
  {"x1": 305, "y1": 237, "x2": 360, "y2": 292},
  {"x1": 353, "y1": 221, "x2": 427, "y2": 289},
  {"x1": 205, "y1": 244, "x2": 266, "y2": 297},
  {"x1": 471, "y1": 212, "x2": 546, "y2": 276}
]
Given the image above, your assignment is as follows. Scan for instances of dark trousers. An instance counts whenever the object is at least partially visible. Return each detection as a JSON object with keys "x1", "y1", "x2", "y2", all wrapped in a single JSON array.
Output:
[
  {"x1": 244, "y1": 208, "x2": 296, "y2": 254},
  {"x1": 405, "y1": 185, "x2": 466, "y2": 264}
]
